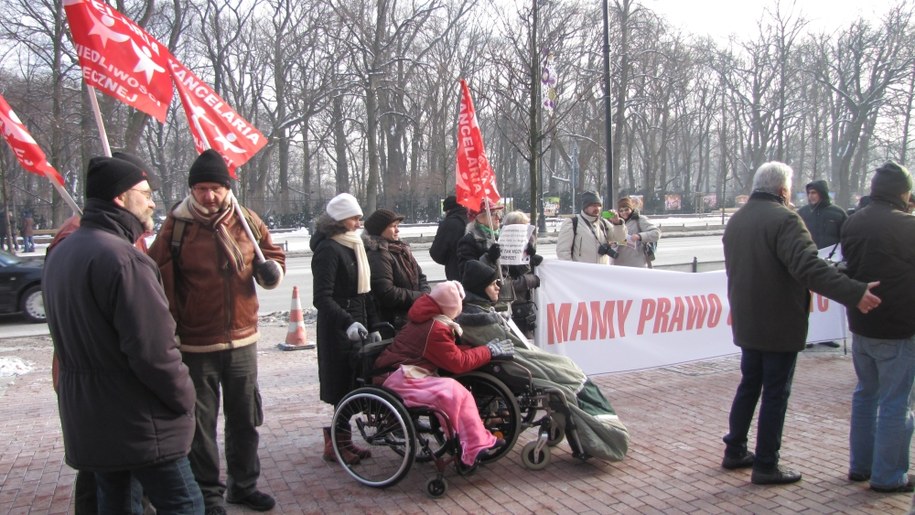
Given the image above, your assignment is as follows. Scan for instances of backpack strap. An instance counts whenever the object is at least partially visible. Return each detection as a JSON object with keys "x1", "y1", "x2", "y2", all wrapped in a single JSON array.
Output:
[{"x1": 571, "y1": 216, "x2": 578, "y2": 255}]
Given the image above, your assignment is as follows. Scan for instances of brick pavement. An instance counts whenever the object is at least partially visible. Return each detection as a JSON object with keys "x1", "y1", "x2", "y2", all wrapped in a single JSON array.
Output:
[{"x1": 0, "y1": 327, "x2": 912, "y2": 514}]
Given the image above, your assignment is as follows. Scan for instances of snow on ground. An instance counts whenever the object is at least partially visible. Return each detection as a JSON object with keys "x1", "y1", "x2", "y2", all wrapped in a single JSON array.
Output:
[
  {"x1": 0, "y1": 357, "x2": 33, "y2": 376},
  {"x1": 15, "y1": 213, "x2": 728, "y2": 257}
]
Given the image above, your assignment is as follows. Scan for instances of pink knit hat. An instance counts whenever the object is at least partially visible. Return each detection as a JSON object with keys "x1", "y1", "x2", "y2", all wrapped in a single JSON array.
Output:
[{"x1": 429, "y1": 281, "x2": 465, "y2": 319}]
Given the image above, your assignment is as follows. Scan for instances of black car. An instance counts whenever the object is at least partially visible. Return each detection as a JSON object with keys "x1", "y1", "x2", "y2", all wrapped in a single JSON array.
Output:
[{"x1": 0, "y1": 250, "x2": 45, "y2": 323}]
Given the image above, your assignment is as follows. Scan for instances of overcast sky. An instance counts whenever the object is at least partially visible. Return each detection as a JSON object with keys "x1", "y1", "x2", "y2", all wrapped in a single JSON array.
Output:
[{"x1": 643, "y1": 0, "x2": 905, "y2": 41}]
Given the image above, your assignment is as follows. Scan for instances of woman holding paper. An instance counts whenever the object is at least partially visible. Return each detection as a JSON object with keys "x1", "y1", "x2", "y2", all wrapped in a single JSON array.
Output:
[
  {"x1": 501, "y1": 211, "x2": 543, "y2": 338},
  {"x1": 456, "y1": 204, "x2": 541, "y2": 338}
]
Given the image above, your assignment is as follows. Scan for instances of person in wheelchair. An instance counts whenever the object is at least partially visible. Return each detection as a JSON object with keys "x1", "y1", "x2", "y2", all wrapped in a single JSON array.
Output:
[
  {"x1": 372, "y1": 280, "x2": 515, "y2": 467},
  {"x1": 457, "y1": 260, "x2": 630, "y2": 463}
]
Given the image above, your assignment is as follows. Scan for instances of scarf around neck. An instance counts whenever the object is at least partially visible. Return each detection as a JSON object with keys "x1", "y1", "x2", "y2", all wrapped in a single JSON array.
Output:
[
  {"x1": 332, "y1": 231, "x2": 371, "y2": 294},
  {"x1": 186, "y1": 195, "x2": 247, "y2": 273}
]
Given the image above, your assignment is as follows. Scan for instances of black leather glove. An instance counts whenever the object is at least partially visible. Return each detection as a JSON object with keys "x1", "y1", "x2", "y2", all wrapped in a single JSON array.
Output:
[
  {"x1": 486, "y1": 338, "x2": 515, "y2": 359},
  {"x1": 254, "y1": 260, "x2": 283, "y2": 289},
  {"x1": 526, "y1": 242, "x2": 543, "y2": 266},
  {"x1": 486, "y1": 243, "x2": 501, "y2": 262}
]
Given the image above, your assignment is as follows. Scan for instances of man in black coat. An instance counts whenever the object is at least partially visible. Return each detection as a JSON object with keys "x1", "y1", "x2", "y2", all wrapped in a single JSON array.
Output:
[
  {"x1": 720, "y1": 161, "x2": 880, "y2": 486},
  {"x1": 430, "y1": 195, "x2": 468, "y2": 280},
  {"x1": 798, "y1": 179, "x2": 847, "y2": 249},
  {"x1": 44, "y1": 156, "x2": 202, "y2": 512}
]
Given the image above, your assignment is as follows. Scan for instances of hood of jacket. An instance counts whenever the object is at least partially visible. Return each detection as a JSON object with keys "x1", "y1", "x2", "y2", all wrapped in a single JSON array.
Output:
[
  {"x1": 805, "y1": 180, "x2": 832, "y2": 206},
  {"x1": 407, "y1": 294, "x2": 444, "y2": 323}
]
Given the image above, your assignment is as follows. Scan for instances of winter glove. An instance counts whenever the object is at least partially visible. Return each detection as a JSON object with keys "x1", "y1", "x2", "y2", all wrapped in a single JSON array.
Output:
[
  {"x1": 486, "y1": 243, "x2": 501, "y2": 262},
  {"x1": 525, "y1": 243, "x2": 544, "y2": 266},
  {"x1": 254, "y1": 259, "x2": 283, "y2": 289},
  {"x1": 346, "y1": 322, "x2": 368, "y2": 342},
  {"x1": 367, "y1": 331, "x2": 382, "y2": 343},
  {"x1": 486, "y1": 338, "x2": 515, "y2": 359}
]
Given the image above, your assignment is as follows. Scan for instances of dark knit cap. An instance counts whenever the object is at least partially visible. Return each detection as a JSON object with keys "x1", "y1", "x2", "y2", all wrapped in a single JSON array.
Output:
[
  {"x1": 870, "y1": 162, "x2": 912, "y2": 199},
  {"x1": 112, "y1": 151, "x2": 159, "y2": 190},
  {"x1": 461, "y1": 259, "x2": 499, "y2": 298},
  {"x1": 188, "y1": 149, "x2": 232, "y2": 188},
  {"x1": 581, "y1": 190, "x2": 602, "y2": 208},
  {"x1": 86, "y1": 156, "x2": 149, "y2": 200},
  {"x1": 443, "y1": 195, "x2": 459, "y2": 212},
  {"x1": 364, "y1": 208, "x2": 405, "y2": 236}
]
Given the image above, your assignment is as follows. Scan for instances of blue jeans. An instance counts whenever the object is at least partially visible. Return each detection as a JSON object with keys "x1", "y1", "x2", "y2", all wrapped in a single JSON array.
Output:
[
  {"x1": 849, "y1": 333, "x2": 915, "y2": 489},
  {"x1": 723, "y1": 348, "x2": 798, "y2": 470},
  {"x1": 94, "y1": 456, "x2": 203, "y2": 514}
]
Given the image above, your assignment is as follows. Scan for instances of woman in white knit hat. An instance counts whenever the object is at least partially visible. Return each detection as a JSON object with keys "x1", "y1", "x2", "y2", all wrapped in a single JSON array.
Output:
[{"x1": 310, "y1": 193, "x2": 381, "y2": 465}]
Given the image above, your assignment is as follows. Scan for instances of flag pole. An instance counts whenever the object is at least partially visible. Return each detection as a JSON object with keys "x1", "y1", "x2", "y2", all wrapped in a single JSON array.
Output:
[
  {"x1": 188, "y1": 116, "x2": 265, "y2": 263},
  {"x1": 85, "y1": 86, "x2": 112, "y2": 157},
  {"x1": 47, "y1": 172, "x2": 82, "y2": 216}
]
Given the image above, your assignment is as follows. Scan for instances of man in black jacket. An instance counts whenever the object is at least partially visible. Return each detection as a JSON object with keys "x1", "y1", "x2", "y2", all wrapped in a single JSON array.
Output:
[
  {"x1": 842, "y1": 162, "x2": 915, "y2": 494},
  {"x1": 798, "y1": 179, "x2": 847, "y2": 249},
  {"x1": 430, "y1": 195, "x2": 469, "y2": 280},
  {"x1": 721, "y1": 161, "x2": 880, "y2": 486},
  {"x1": 44, "y1": 156, "x2": 202, "y2": 512}
]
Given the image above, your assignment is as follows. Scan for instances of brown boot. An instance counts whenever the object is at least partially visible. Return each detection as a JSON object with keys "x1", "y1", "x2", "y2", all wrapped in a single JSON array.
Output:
[
  {"x1": 337, "y1": 428, "x2": 372, "y2": 460},
  {"x1": 323, "y1": 427, "x2": 360, "y2": 464}
]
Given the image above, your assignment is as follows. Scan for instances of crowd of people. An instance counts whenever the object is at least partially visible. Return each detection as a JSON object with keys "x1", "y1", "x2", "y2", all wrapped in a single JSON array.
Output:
[{"x1": 39, "y1": 149, "x2": 915, "y2": 514}]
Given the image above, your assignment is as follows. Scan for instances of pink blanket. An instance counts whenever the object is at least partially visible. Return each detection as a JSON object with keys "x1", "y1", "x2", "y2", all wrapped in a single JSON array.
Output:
[{"x1": 383, "y1": 367, "x2": 497, "y2": 466}]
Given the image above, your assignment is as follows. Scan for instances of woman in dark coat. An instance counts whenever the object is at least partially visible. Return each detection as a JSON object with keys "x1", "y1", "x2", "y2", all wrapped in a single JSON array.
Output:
[
  {"x1": 362, "y1": 208, "x2": 430, "y2": 331},
  {"x1": 310, "y1": 193, "x2": 380, "y2": 464}
]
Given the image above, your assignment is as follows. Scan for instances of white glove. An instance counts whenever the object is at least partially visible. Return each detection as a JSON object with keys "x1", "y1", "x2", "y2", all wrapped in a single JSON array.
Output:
[
  {"x1": 367, "y1": 331, "x2": 382, "y2": 343},
  {"x1": 346, "y1": 322, "x2": 368, "y2": 342},
  {"x1": 486, "y1": 338, "x2": 515, "y2": 359},
  {"x1": 626, "y1": 234, "x2": 639, "y2": 246}
]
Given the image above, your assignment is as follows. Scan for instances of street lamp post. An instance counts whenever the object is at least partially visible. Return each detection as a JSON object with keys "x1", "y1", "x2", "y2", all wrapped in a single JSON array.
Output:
[{"x1": 602, "y1": 0, "x2": 613, "y2": 205}]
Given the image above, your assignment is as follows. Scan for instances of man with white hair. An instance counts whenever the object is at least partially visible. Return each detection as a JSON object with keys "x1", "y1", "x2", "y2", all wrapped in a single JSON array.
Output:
[{"x1": 720, "y1": 161, "x2": 880, "y2": 486}]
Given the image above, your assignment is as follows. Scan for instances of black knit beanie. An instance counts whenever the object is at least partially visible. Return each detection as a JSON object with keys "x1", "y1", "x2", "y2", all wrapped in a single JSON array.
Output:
[
  {"x1": 188, "y1": 149, "x2": 232, "y2": 188},
  {"x1": 461, "y1": 260, "x2": 499, "y2": 298},
  {"x1": 112, "y1": 151, "x2": 159, "y2": 190},
  {"x1": 870, "y1": 162, "x2": 912, "y2": 200},
  {"x1": 86, "y1": 156, "x2": 148, "y2": 200},
  {"x1": 364, "y1": 209, "x2": 405, "y2": 236}
]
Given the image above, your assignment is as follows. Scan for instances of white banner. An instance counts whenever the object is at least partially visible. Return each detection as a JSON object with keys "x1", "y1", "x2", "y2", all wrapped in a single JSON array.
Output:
[{"x1": 532, "y1": 260, "x2": 847, "y2": 375}]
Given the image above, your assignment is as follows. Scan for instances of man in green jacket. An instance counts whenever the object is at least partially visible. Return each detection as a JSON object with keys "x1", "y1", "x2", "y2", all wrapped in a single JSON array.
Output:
[{"x1": 720, "y1": 161, "x2": 880, "y2": 486}]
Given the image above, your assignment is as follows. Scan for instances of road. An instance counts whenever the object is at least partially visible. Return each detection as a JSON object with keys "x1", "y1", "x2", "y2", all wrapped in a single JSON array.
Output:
[
  {"x1": 254, "y1": 234, "x2": 726, "y2": 313},
  {"x1": 0, "y1": 234, "x2": 725, "y2": 335}
]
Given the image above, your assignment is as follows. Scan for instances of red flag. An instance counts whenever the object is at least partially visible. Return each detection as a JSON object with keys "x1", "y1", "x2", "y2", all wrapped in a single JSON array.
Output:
[
  {"x1": 169, "y1": 58, "x2": 267, "y2": 178},
  {"x1": 0, "y1": 94, "x2": 65, "y2": 185},
  {"x1": 63, "y1": 0, "x2": 173, "y2": 122},
  {"x1": 455, "y1": 79, "x2": 500, "y2": 211}
]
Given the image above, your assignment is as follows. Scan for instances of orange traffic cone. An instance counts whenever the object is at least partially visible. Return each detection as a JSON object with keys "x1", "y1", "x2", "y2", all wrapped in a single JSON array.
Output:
[{"x1": 277, "y1": 286, "x2": 314, "y2": 351}]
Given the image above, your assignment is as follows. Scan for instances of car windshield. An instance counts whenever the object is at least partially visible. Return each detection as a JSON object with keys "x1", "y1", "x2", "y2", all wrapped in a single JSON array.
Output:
[{"x1": 0, "y1": 250, "x2": 23, "y2": 266}]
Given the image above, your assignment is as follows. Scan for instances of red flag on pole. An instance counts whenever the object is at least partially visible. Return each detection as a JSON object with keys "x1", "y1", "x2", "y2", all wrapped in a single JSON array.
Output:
[
  {"x1": 169, "y1": 58, "x2": 267, "y2": 178},
  {"x1": 0, "y1": 94, "x2": 65, "y2": 185},
  {"x1": 63, "y1": 0, "x2": 173, "y2": 123},
  {"x1": 455, "y1": 79, "x2": 500, "y2": 211}
]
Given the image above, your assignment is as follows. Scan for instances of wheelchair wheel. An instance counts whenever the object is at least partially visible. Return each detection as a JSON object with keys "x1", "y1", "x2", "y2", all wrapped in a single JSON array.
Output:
[
  {"x1": 455, "y1": 372, "x2": 521, "y2": 464},
  {"x1": 521, "y1": 440, "x2": 552, "y2": 470},
  {"x1": 425, "y1": 477, "x2": 448, "y2": 498},
  {"x1": 332, "y1": 387, "x2": 416, "y2": 488}
]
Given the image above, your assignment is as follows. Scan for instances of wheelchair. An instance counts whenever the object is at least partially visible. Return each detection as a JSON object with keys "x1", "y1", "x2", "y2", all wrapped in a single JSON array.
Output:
[
  {"x1": 330, "y1": 336, "x2": 522, "y2": 498},
  {"x1": 468, "y1": 359, "x2": 589, "y2": 470}
]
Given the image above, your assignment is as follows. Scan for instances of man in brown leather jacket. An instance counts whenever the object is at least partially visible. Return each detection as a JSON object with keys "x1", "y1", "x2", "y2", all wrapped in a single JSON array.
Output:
[{"x1": 148, "y1": 149, "x2": 285, "y2": 515}]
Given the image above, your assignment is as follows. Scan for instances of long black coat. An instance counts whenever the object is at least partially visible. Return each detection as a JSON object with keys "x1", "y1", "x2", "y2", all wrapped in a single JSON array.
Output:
[
  {"x1": 723, "y1": 191, "x2": 865, "y2": 353},
  {"x1": 44, "y1": 200, "x2": 195, "y2": 471},
  {"x1": 429, "y1": 207, "x2": 468, "y2": 280},
  {"x1": 310, "y1": 230, "x2": 379, "y2": 405}
]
